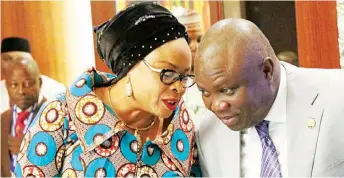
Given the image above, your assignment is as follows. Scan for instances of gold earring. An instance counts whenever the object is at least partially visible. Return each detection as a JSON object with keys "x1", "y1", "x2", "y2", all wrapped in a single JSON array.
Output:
[{"x1": 125, "y1": 74, "x2": 132, "y2": 97}]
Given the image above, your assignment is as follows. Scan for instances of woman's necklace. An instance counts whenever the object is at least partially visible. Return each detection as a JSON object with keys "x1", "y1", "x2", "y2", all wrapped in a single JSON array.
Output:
[{"x1": 108, "y1": 85, "x2": 157, "y2": 151}]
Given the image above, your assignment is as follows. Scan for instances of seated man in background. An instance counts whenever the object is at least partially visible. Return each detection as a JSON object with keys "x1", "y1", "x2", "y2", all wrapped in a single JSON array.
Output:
[
  {"x1": 172, "y1": 7, "x2": 206, "y2": 120},
  {"x1": 277, "y1": 51, "x2": 298, "y2": 66},
  {"x1": 1, "y1": 58, "x2": 47, "y2": 177},
  {"x1": 1, "y1": 37, "x2": 65, "y2": 113}
]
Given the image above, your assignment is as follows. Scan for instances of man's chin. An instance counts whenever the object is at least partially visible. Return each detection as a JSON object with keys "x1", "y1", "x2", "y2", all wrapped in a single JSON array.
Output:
[
  {"x1": 225, "y1": 121, "x2": 249, "y2": 131},
  {"x1": 227, "y1": 125, "x2": 245, "y2": 131},
  {"x1": 16, "y1": 102, "x2": 33, "y2": 110}
]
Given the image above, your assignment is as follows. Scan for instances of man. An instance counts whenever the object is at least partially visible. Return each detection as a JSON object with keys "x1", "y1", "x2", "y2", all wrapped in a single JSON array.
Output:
[
  {"x1": 172, "y1": 7, "x2": 206, "y2": 120},
  {"x1": 1, "y1": 58, "x2": 47, "y2": 177},
  {"x1": 277, "y1": 51, "x2": 299, "y2": 66},
  {"x1": 1, "y1": 37, "x2": 65, "y2": 113},
  {"x1": 172, "y1": 6, "x2": 204, "y2": 64},
  {"x1": 194, "y1": 18, "x2": 344, "y2": 177}
]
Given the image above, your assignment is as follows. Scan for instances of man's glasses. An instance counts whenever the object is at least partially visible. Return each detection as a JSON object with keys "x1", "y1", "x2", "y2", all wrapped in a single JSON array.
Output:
[{"x1": 142, "y1": 60, "x2": 196, "y2": 88}]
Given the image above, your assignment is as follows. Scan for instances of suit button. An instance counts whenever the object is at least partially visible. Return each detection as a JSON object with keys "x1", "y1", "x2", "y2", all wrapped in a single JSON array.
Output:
[{"x1": 307, "y1": 118, "x2": 316, "y2": 128}]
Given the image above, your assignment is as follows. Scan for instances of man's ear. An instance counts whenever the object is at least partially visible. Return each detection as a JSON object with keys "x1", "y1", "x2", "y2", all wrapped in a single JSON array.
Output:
[
  {"x1": 38, "y1": 76, "x2": 43, "y2": 88},
  {"x1": 262, "y1": 57, "x2": 274, "y2": 83}
]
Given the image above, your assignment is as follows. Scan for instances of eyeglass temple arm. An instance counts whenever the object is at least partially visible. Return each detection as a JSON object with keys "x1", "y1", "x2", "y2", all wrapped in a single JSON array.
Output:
[{"x1": 142, "y1": 60, "x2": 162, "y2": 73}]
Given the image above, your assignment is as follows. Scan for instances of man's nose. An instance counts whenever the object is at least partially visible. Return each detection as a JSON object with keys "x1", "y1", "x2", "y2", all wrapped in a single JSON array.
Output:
[
  {"x1": 212, "y1": 100, "x2": 230, "y2": 113},
  {"x1": 17, "y1": 84, "x2": 28, "y2": 95}
]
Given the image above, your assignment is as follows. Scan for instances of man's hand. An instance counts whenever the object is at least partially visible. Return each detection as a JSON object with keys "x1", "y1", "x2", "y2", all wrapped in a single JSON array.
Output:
[{"x1": 8, "y1": 134, "x2": 24, "y2": 155}]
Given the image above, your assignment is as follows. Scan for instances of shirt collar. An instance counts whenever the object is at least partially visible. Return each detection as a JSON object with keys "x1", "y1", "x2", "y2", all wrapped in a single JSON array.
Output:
[
  {"x1": 264, "y1": 64, "x2": 287, "y2": 123},
  {"x1": 16, "y1": 106, "x2": 32, "y2": 113}
]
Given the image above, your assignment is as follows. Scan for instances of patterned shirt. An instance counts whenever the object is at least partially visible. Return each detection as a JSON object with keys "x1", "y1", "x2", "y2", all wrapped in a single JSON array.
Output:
[{"x1": 14, "y1": 68, "x2": 202, "y2": 177}]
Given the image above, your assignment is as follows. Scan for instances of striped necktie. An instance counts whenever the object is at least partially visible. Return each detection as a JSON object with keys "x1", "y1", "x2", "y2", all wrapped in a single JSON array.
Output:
[{"x1": 255, "y1": 120, "x2": 282, "y2": 177}]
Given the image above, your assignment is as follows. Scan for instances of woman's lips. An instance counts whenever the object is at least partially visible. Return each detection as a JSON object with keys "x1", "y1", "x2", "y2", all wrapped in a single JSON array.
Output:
[{"x1": 162, "y1": 98, "x2": 179, "y2": 111}]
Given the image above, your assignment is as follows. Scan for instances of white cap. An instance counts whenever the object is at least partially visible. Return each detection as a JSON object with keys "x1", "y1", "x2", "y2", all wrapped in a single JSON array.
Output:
[{"x1": 171, "y1": 6, "x2": 202, "y2": 25}]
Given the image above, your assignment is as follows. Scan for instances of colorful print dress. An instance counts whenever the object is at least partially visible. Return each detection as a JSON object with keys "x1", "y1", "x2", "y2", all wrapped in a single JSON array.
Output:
[{"x1": 14, "y1": 69, "x2": 202, "y2": 177}]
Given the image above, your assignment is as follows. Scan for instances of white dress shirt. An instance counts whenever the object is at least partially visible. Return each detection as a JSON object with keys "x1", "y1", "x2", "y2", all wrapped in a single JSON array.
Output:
[
  {"x1": 241, "y1": 65, "x2": 288, "y2": 177},
  {"x1": 0, "y1": 75, "x2": 65, "y2": 113}
]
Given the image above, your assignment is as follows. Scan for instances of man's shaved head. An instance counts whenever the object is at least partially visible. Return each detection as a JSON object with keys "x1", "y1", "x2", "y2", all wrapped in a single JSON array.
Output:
[
  {"x1": 1, "y1": 51, "x2": 34, "y2": 78},
  {"x1": 197, "y1": 18, "x2": 278, "y2": 72},
  {"x1": 12, "y1": 57, "x2": 40, "y2": 76},
  {"x1": 195, "y1": 18, "x2": 280, "y2": 131}
]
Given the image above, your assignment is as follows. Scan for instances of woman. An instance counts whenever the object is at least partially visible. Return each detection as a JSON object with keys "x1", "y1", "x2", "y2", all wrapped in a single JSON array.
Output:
[{"x1": 14, "y1": 2, "x2": 201, "y2": 177}]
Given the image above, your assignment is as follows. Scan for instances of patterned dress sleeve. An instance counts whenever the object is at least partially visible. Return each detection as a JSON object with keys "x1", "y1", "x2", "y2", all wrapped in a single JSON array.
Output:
[
  {"x1": 189, "y1": 139, "x2": 203, "y2": 177},
  {"x1": 14, "y1": 99, "x2": 68, "y2": 177}
]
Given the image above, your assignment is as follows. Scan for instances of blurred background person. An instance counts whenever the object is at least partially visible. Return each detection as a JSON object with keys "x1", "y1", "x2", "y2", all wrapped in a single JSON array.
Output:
[
  {"x1": 1, "y1": 58, "x2": 46, "y2": 177},
  {"x1": 172, "y1": 6, "x2": 203, "y2": 66},
  {"x1": 1, "y1": 37, "x2": 65, "y2": 113},
  {"x1": 172, "y1": 6, "x2": 206, "y2": 121},
  {"x1": 277, "y1": 51, "x2": 299, "y2": 66}
]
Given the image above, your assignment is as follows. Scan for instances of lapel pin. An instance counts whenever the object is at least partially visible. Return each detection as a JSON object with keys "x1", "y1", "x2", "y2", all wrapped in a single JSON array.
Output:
[{"x1": 307, "y1": 118, "x2": 316, "y2": 128}]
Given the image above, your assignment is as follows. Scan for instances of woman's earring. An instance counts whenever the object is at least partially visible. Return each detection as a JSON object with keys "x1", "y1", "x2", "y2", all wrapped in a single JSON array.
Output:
[{"x1": 125, "y1": 74, "x2": 133, "y2": 97}]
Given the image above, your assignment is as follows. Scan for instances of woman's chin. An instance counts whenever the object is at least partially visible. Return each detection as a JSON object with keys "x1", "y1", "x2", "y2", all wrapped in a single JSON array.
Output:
[{"x1": 155, "y1": 108, "x2": 174, "y2": 119}]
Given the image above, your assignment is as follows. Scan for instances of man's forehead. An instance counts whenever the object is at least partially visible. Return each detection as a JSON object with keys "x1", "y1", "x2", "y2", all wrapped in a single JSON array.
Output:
[
  {"x1": 1, "y1": 51, "x2": 32, "y2": 60},
  {"x1": 196, "y1": 55, "x2": 246, "y2": 84},
  {"x1": 199, "y1": 43, "x2": 224, "y2": 61},
  {"x1": 10, "y1": 65, "x2": 37, "y2": 78},
  {"x1": 187, "y1": 30, "x2": 203, "y2": 38},
  {"x1": 199, "y1": 45, "x2": 244, "y2": 67},
  {"x1": 196, "y1": 52, "x2": 228, "y2": 75}
]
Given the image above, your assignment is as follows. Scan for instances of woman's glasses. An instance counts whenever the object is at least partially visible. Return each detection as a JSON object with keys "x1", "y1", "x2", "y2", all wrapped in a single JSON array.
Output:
[{"x1": 142, "y1": 60, "x2": 196, "y2": 88}]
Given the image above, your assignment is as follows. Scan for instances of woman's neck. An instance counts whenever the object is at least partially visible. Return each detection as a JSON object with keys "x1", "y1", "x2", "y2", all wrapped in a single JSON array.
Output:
[{"x1": 95, "y1": 83, "x2": 156, "y2": 130}]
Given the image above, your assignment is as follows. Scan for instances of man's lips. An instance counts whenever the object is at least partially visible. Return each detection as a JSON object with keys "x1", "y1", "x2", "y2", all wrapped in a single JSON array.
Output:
[
  {"x1": 219, "y1": 114, "x2": 239, "y2": 126},
  {"x1": 17, "y1": 98, "x2": 30, "y2": 103},
  {"x1": 219, "y1": 115, "x2": 237, "y2": 120}
]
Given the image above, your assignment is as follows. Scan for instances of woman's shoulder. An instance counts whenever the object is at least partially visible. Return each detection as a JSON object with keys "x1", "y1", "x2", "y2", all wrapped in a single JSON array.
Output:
[
  {"x1": 68, "y1": 68, "x2": 117, "y2": 94},
  {"x1": 29, "y1": 92, "x2": 69, "y2": 132}
]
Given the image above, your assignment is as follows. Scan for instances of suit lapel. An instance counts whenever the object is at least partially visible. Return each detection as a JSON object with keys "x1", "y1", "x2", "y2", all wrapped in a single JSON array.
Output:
[
  {"x1": 0, "y1": 98, "x2": 47, "y2": 177},
  {"x1": 197, "y1": 112, "x2": 240, "y2": 177},
  {"x1": 1, "y1": 109, "x2": 13, "y2": 177},
  {"x1": 284, "y1": 63, "x2": 323, "y2": 176},
  {"x1": 34, "y1": 97, "x2": 47, "y2": 117}
]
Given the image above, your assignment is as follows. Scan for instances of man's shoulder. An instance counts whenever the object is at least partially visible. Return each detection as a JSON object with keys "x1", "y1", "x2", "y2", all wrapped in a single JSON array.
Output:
[
  {"x1": 41, "y1": 75, "x2": 65, "y2": 88},
  {"x1": 40, "y1": 75, "x2": 66, "y2": 100},
  {"x1": 195, "y1": 110, "x2": 223, "y2": 133},
  {"x1": 196, "y1": 110, "x2": 216, "y2": 124},
  {"x1": 286, "y1": 65, "x2": 344, "y2": 91},
  {"x1": 1, "y1": 109, "x2": 12, "y2": 123},
  {"x1": 287, "y1": 66, "x2": 344, "y2": 115},
  {"x1": 1, "y1": 108, "x2": 11, "y2": 115}
]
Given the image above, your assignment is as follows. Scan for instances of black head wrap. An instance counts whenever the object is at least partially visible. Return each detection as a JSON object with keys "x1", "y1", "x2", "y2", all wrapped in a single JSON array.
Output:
[
  {"x1": 94, "y1": 2, "x2": 189, "y2": 84},
  {"x1": 1, "y1": 37, "x2": 31, "y2": 53}
]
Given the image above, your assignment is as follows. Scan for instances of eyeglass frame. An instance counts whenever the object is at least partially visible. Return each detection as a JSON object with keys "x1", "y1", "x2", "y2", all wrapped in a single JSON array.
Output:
[{"x1": 142, "y1": 60, "x2": 196, "y2": 88}]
